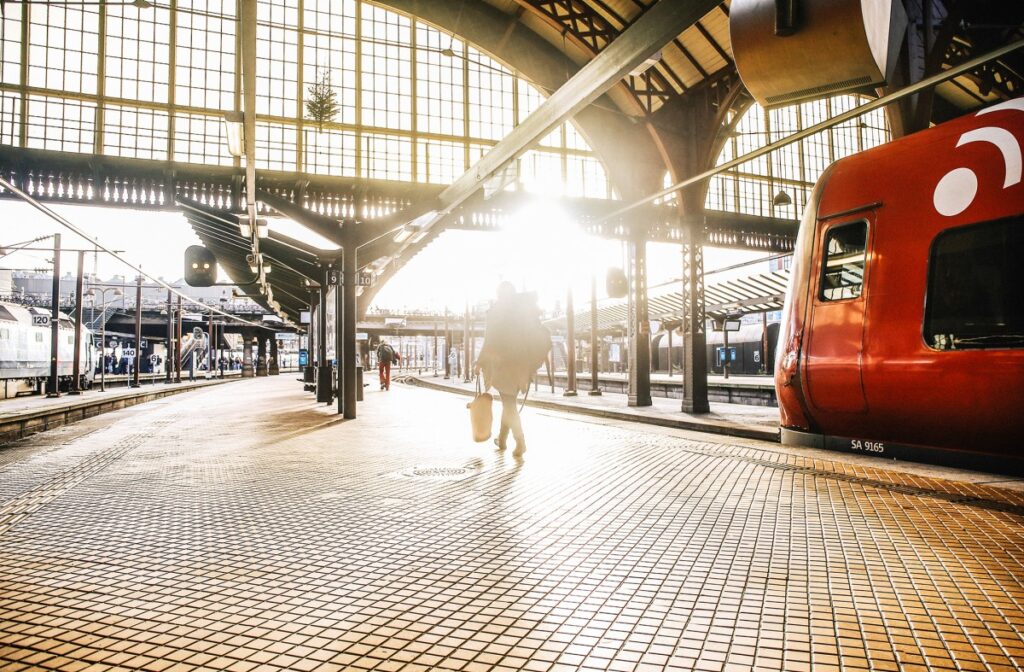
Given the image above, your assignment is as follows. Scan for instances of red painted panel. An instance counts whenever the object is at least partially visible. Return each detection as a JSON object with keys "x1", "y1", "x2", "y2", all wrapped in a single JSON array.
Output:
[{"x1": 777, "y1": 98, "x2": 1024, "y2": 456}]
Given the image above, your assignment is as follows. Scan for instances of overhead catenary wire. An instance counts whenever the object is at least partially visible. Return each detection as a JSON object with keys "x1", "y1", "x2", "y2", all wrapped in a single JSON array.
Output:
[{"x1": 0, "y1": 175, "x2": 275, "y2": 331}]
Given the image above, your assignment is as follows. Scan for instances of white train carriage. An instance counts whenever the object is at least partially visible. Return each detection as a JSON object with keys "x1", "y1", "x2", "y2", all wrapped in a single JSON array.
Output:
[{"x1": 0, "y1": 302, "x2": 95, "y2": 397}]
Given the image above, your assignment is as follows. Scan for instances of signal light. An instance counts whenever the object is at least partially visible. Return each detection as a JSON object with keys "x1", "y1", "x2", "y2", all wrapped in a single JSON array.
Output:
[
  {"x1": 184, "y1": 245, "x2": 218, "y2": 287},
  {"x1": 606, "y1": 268, "x2": 628, "y2": 298}
]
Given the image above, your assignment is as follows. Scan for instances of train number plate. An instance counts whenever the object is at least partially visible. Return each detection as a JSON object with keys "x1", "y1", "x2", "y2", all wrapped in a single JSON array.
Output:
[
  {"x1": 825, "y1": 435, "x2": 886, "y2": 454},
  {"x1": 849, "y1": 439, "x2": 886, "y2": 453}
]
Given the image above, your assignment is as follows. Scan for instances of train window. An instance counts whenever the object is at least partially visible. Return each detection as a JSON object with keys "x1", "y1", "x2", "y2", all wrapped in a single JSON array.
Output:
[
  {"x1": 35, "y1": 333, "x2": 43, "y2": 342},
  {"x1": 925, "y1": 215, "x2": 1024, "y2": 350},
  {"x1": 820, "y1": 221, "x2": 867, "y2": 301},
  {"x1": 0, "y1": 328, "x2": 8, "y2": 339}
]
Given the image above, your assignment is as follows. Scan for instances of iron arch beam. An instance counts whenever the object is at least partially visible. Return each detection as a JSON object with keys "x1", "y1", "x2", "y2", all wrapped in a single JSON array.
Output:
[{"x1": 371, "y1": 0, "x2": 664, "y2": 195}]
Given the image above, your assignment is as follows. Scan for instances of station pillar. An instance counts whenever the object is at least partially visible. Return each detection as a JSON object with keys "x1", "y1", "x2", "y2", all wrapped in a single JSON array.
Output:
[
  {"x1": 627, "y1": 231, "x2": 652, "y2": 407},
  {"x1": 256, "y1": 335, "x2": 269, "y2": 377},
  {"x1": 269, "y1": 336, "x2": 280, "y2": 375},
  {"x1": 242, "y1": 333, "x2": 255, "y2": 378}
]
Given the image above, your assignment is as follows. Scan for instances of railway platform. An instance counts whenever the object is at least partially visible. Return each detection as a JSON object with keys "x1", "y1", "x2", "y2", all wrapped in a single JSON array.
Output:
[
  {"x1": 405, "y1": 373, "x2": 781, "y2": 442},
  {"x1": 0, "y1": 374, "x2": 240, "y2": 445},
  {"x1": 1, "y1": 376, "x2": 1023, "y2": 671}
]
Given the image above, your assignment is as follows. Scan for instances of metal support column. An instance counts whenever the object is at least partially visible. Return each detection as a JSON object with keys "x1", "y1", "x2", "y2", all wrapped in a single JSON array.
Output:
[
  {"x1": 335, "y1": 264, "x2": 344, "y2": 414},
  {"x1": 316, "y1": 269, "x2": 332, "y2": 403},
  {"x1": 722, "y1": 326, "x2": 731, "y2": 379},
  {"x1": 341, "y1": 250, "x2": 357, "y2": 419},
  {"x1": 432, "y1": 322, "x2": 438, "y2": 376},
  {"x1": 269, "y1": 335, "x2": 280, "y2": 375},
  {"x1": 131, "y1": 275, "x2": 142, "y2": 388},
  {"x1": 627, "y1": 236, "x2": 652, "y2": 407},
  {"x1": 70, "y1": 250, "x2": 85, "y2": 395},
  {"x1": 165, "y1": 290, "x2": 173, "y2": 384},
  {"x1": 589, "y1": 274, "x2": 601, "y2": 396},
  {"x1": 564, "y1": 286, "x2": 577, "y2": 397},
  {"x1": 667, "y1": 328, "x2": 673, "y2": 377},
  {"x1": 207, "y1": 311, "x2": 215, "y2": 379},
  {"x1": 462, "y1": 303, "x2": 470, "y2": 383},
  {"x1": 242, "y1": 334, "x2": 254, "y2": 378},
  {"x1": 256, "y1": 334, "x2": 268, "y2": 376},
  {"x1": 175, "y1": 295, "x2": 183, "y2": 383},
  {"x1": 681, "y1": 228, "x2": 710, "y2": 413},
  {"x1": 443, "y1": 308, "x2": 450, "y2": 379},
  {"x1": 46, "y1": 233, "x2": 61, "y2": 398}
]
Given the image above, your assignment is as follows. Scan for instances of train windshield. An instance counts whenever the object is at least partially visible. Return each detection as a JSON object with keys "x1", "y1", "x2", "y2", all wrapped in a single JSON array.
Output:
[{"x1": 925, "y1": 215, "x2": 1024, "y2": 350}]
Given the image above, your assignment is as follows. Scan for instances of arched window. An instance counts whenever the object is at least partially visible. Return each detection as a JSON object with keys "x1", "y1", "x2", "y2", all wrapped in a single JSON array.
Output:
[
  {"x1": 705, "y1": 96, "x2": 890, "y2": 218},
  {"x1": 0, "y1": 0, "x2": 610, "y2": 198}
]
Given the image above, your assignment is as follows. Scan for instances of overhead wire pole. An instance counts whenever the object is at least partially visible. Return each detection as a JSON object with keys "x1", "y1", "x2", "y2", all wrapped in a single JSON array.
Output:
[
  {"x1": 46, "y1": 233, "x2": 61, "y2": 398},
  {"x1": 70, "y1": 250, "x2": 85, "y2": 395},
  {"x1": 166, "y1": 290, "x2": 173, "y2": 384},
  {"x1": 132, "y1": 275, "x2": 142, "y2": 388}
]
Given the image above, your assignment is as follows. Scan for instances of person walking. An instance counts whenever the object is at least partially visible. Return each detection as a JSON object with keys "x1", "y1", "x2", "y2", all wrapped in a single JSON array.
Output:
[
  {"x1": 476, "y1": 282, "x2": 551, "y2": 457},
  {"x1": 376, "y1": 340, "x2": 399, "y2": 391}
]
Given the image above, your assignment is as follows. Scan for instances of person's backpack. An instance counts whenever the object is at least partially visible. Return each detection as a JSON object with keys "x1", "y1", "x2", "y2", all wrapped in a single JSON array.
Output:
[
  {"x1": 378, "y1": 344, "x2": 394, "y2": 365},
  {"x1": 524, "y1": 319, "x2": 551, "y2": 370},
  {"x1": 512, "y1": 293, "x2": 551, "y2": 370}
]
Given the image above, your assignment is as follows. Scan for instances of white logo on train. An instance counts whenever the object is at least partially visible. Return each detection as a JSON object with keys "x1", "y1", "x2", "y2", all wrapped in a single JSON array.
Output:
[{"x1": 933, "y1": 98, "x2": 1024, "y2": 216}]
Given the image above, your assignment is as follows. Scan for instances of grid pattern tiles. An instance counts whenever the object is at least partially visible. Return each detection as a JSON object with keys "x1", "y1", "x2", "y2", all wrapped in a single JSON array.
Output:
[{"x1": 0, "y1": 378, "x2": 1022, "y2": 671}]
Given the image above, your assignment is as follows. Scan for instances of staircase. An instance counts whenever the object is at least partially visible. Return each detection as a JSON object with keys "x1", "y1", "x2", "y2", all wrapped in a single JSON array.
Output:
[{"x1": 86, "y1": 304, "x2": 117, "y2": 332}]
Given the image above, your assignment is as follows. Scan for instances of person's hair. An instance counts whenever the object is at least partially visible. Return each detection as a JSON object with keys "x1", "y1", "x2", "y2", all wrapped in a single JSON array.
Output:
[{"x1": 496, "y1": 281, "x2": 515, "y2": 301}]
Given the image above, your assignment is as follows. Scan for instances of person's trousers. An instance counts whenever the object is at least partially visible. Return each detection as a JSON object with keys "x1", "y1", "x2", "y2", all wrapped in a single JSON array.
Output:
[
  {"x1": 378, "y1": 362, "x2": 391, "y2": 390},
  {"x1": 497, "y1": 392, "x2": 524, "y2": 446}
]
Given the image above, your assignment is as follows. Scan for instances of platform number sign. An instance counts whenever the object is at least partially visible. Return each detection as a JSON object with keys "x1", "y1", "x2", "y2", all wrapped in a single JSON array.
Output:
[
  {"x1": 327, "y1": 270, "x2": 372, "y2": 286},
  {"x1": 32, "y1": 315, "x2": 50, "y2": 327}
]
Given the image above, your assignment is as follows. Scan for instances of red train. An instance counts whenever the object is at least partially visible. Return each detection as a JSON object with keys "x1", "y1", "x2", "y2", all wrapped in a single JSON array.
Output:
[{"x1": 775, "y1": 98, "x2": 1024, "y2": 473}]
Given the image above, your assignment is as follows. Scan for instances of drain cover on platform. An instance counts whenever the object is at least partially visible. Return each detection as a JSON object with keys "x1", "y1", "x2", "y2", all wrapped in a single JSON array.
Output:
[{"x1": 392, "y1": 464, "x2": 480, "y2": 481}]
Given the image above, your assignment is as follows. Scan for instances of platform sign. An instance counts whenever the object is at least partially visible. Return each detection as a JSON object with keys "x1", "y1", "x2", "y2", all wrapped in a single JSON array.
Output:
[
  {"x1": 327, "y1": 269, "x2": 341, "y2": 286},
  {"x1": 357, "y1": 272, "x2": 373, "y2": 287},
  {"x1": 123, "y1": 347, "x2": 136, "y2": 358},
  {"x1": 31, "y1": 315, "x2": 49, "y2": 326},
  {"x1": 298, "y1": 349, "x2": 308, "y2": 366}
]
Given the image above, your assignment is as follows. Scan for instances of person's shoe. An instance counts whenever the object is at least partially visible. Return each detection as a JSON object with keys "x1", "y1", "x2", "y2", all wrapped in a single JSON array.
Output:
[
  {"x1": 493, "y1": 438, "x2": 507, "y2": 451},
  {"x1": 380, "y1": 384, "x2": 384, "y2": 390},
  {"x1": 512, "y1": 442, "x2": 526, "y2": 458}
]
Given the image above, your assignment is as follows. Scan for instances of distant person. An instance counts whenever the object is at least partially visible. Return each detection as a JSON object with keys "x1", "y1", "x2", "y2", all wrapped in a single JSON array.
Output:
[
  {"x1": 448, "y1": 348, "x2": 458, "y2": 378},
  {"x1": 476, "y1": 282, "x2": 551, "y2": 457},
  {"x1": 376, "y1": 340, "x2": 399, "y2": 391}
]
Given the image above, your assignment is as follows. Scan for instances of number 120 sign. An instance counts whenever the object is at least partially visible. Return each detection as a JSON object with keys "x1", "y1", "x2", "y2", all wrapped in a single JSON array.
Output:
[{"x1": 32, "y1": 315, "x2": 50, "y2": 326}]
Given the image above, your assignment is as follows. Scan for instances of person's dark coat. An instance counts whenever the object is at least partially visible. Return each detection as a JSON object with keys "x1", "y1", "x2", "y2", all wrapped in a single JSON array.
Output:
[{"x1": 477, "y1": 293, "x2": 550, "y2": 396}]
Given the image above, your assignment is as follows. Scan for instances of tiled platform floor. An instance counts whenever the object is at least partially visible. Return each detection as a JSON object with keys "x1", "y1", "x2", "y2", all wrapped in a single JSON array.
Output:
[{"x1": 0, "y1": 377, "x2": 1022, "y2": 671}]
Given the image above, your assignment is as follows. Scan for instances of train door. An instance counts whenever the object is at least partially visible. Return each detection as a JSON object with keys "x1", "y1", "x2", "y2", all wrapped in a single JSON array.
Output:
[{"x1": 804, "y1": 217, "x2": 871, "y2": 413}]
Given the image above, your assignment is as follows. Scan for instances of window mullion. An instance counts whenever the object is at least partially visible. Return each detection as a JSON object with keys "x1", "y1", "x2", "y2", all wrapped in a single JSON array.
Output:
[
  {"x1": 296, "y1": 0, "x2": 304, "y2": 173},
  {"x1": 167, "y1": 0, "x2": 177, "y2": 164},
  {"x1": 410, "y1": 19, "x2": 418, "y2": 182},
  {"x1": 354, "y1": 0, "x2": 362, "y2": 180},
  {"x1": 18, "y1": 4, "x2": 28, "y2": 147},
  {"x1": 94, "y1": 1, "x2": 107, "y2": 155}
]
